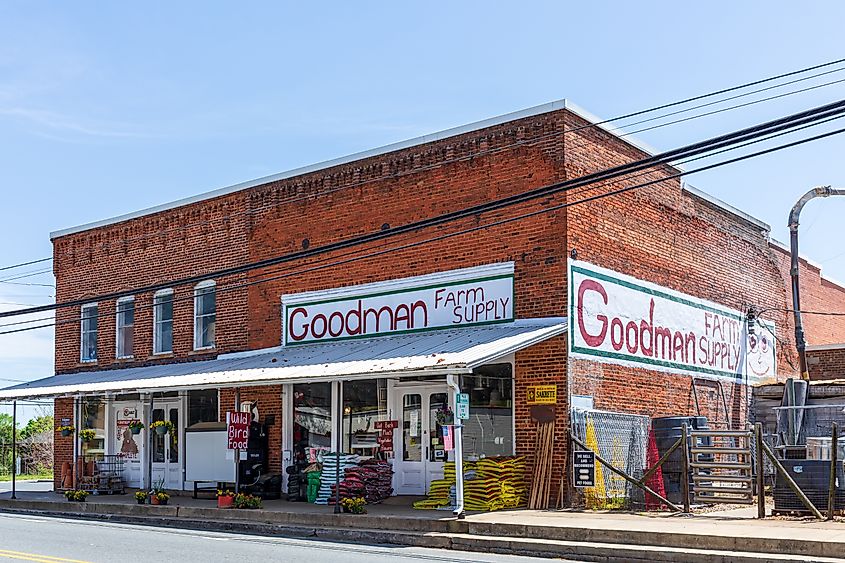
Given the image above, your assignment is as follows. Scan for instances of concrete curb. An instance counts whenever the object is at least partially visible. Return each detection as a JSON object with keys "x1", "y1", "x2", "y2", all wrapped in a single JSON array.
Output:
[{"x1": 1, "y1": 500, "x2": 844, "y2": 562}]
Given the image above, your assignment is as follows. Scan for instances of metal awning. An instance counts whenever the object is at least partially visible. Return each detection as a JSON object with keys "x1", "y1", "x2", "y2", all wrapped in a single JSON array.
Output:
[{"x1": 0, "y1": 318, "x2": 566, "y2": 399}]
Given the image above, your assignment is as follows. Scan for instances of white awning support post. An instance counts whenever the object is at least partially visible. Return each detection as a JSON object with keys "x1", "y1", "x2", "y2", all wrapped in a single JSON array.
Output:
[{"x1": 446, "y1": 373, "x2": 465, "y2": 519}]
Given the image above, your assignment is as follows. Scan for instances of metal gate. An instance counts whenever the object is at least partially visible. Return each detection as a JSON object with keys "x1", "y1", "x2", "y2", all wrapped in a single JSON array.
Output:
[{"x1": 690, "y1": 429, "x2": 754, "y2": 505}]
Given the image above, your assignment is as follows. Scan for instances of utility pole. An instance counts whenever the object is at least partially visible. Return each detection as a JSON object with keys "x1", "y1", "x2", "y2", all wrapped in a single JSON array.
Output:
[{"x1": 789, "y1": 186, "x2": 845, "y2": 379}]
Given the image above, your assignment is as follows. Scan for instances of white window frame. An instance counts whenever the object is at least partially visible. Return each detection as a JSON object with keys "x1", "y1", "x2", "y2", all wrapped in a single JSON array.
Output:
[
  {"x1": 80, "y1": 302, "x2": 99, "y2": 363},
  {"x1": 193, "y1": 280, "x2": 216, "y2": 351},
  {"x1": 153, "y1": 288, "x2": 175, "y2": 355},
  {"x1": 115, "y1": 296, "x2": 135, "y2": 359}
]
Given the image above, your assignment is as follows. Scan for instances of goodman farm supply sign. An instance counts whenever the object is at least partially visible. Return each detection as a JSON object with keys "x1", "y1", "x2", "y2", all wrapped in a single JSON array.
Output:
[
  {"x1": 283, "y1": 263, "x2": 514, "y2": 345},
  {"x1": 568, "y1": 260, "x2": 776, "y2": 382}
]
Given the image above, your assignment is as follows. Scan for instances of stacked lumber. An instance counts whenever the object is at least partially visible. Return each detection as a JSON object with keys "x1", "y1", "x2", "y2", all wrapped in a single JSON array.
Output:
[{"x1": 528, "y1": 419, "x2": 556, "y2": 509}]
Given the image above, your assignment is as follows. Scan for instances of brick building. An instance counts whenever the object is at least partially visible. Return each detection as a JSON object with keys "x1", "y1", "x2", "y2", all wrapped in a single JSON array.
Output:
[{"x1": 3, "y1": 99, "x2": 845, "y2": 505}]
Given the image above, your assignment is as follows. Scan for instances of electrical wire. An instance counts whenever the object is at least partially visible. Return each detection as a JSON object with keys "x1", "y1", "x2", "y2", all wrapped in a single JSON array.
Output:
[
  {"x1": 10, "y1": 96, "x2": 845, "y2": 319},
  {"x1": 8, "y1": 107, "x2": 843, "y2": 331},
  {"x1": 0, "y1": 257, "x2": 51, "y2": 273},
  {"x1": 46, "y1": 59, "x2": 845, "y2": 254},
  {"x1": 3, "y1": 116, "x2": 845, "y2": 337}
]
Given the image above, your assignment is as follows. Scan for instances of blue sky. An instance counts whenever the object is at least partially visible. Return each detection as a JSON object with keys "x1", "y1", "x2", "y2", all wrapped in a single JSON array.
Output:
[{"x1": 2, "y1": 2, "x2": 845, "y2": 419}]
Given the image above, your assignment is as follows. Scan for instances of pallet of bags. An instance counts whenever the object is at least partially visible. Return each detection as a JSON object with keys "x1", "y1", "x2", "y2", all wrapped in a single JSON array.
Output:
[{"x1": 314, "y1": 453, "x2": 359, "y2": 504}]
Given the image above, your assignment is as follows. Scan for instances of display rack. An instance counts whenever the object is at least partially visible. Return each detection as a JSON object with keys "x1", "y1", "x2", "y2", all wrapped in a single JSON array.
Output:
[{"x1": 79, "y1": 454, "x2": 125, "y2": 494}]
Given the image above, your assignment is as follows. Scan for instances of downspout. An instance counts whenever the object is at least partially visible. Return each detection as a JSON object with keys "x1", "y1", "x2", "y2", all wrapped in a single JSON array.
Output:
[
  {"x1": 788, "y1": 186, "x2": 845, "y2": 380},
  {"x1": 446, "y1": 373, "x2": 465, "y2": 519}
]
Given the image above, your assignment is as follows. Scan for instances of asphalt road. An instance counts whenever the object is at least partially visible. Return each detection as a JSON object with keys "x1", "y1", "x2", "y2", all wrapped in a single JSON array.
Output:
[{"x1": 0, "y1": 513, "x2": 572, "y2": 563}]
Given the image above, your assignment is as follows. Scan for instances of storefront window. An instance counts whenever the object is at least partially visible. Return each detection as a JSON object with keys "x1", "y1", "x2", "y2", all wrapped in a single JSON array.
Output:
[
  {"x1": 402, "y1": 394, "x2": 422, "y2": 462},
  {"x1": 188, "y1": 389, "x2": 219, "y2": 426},
  {"x1": 342, "y1": 379, "x2": 387, "y2": 457},
  {"x1": 82, "y1": 398, "x2": 106, "y2": 458},
  {"x1": 293, "y1": 383, "x2": 332, "y2": 463},
  {"x1": 460, "y1": 363, "x2": 514, "y2": 459}
]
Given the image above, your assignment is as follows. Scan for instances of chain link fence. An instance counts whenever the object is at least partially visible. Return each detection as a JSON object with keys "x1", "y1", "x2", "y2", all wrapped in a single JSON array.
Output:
[{"x1": 570, "y1": 408, "x2": 649, "y2": 510}]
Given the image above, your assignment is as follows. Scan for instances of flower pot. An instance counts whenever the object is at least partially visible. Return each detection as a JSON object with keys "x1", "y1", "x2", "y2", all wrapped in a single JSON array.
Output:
[
  {"x1": 155, "y1": 426, "x2": 168, "y2": 435},
  {"x1": 136, "y1": 498, "x2": 146, "y2": 505},
  {"x1": 151, "y1": 495, "x2": 160, "y2": 505},
  {"x1": 61, "y1": 430, "x2": 71, "y2": 437},
  {"x1": 217, "y1": 495, "x2": 234, "y2": 509},
  {"x1": 130, "y1": 427, "x2": 142, "y2": 435}
]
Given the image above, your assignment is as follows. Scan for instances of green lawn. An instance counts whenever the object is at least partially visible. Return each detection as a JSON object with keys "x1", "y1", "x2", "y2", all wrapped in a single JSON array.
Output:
[{"x1": 0, "y1": 473, "x2": 53, "y2": 482}]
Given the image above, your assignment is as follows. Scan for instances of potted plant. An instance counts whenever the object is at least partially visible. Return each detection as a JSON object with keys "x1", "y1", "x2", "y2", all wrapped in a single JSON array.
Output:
[
  {"x1": 233, "y1": 493, "x2": 262, "y2": 509},
  {"x1": 150, "y1": 420, "x2": 174, "y2": 436},
  {"x1": 79, "y1": 429, "x2": 96, "y2": 442},
  {"x1": 340, "y1": 497, "x2": 367, "y2": 514},
  {"x1": 151, "y1": 491, "x2": 170, "y2": 506},
  {"x1": 128, "y1": 420, "x2": 144, "y2": 435},
  {"x1": 134, "y1": 491, "x2": 148, "y2": 505},
  {"x1": 57, "y1": 425, "x2": 74, "y2": 438},
  {"x1": 217, "y1": 489, "x2": 235, "y2": 509},
  {"x1": 64, "y1": 490, "x2": 89, "y2": 502}
]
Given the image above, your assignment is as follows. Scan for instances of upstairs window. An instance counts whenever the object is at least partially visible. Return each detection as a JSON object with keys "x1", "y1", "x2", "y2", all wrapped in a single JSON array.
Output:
[
  {"x1": 193, "y1": 281, "x2": 216, "y2": 350},
  {"x1": 80, "y1": 303, "x2": 98, "y2": 362},
  {"x1": 153, "y1": 289, "x2": 174, "y2": 355},
  {"x1": 115, "y1": 297, "x2": 135, "y2": 359}
]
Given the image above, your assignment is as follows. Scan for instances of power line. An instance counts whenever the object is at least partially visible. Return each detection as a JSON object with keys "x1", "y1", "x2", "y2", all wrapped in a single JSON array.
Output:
[
  {"x1": 0, "y1": 269, "x2": 53, "y2": 283},
  {"x1": 6, "y1": 106, "x2": 840, "y2": 332},
  {"x1": 0, "y1": 257, "x2": 51, "y2": 273},
  {"x1": 46, "y1": 58, "x2": 845, "y2": 255},
  {"x1": 2, "y1": 114, "x2": 844, "y2": 337},
  {"x1": 4, "y1": 98, "x2": 845, "y2": 321}
]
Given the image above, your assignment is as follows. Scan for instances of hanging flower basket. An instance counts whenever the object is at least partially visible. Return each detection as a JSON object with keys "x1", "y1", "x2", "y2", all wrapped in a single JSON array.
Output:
[
  {"x1": 57, "y1": 425, "x2": 74, "y2": 437},
  {"x1": 79, "y1": 429, "x2": 96, "y2": 442},
  {"x1": 150, "y1": 420, "x2": 174, "y2": 435},
  {"x1": 128, "y1": 420, "x2": 144, "y2": 435}
]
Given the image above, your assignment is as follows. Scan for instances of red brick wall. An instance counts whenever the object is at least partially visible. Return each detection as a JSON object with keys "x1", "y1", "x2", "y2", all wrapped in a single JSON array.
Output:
[
  {"x1": 807, "y1": 347, "x2": 845, "y2": 381},
  {"x1": 769, "y1": 244, "x2": 845, "y2": 347},
  {"x1": 53, "y1": 398, "x2": 73, "y2": 490},
  {"x1": 219, "y1": 386, "x2": 283, "y2": 474},
  {"x1": 562, "y1": 110, "x2": 791, "y2": 428},
  {"x1": 48, "y1": 105, "x2": 845, "y2": 500}
]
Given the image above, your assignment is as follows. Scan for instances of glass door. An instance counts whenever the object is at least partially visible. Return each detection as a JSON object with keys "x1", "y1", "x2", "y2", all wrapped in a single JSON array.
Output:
[
  {"x1": 395, "y1": 386, "x2": 450, "y2": 495},
  {"x1": 151, "y1": 403, "x2": 181, "y2": 490}
]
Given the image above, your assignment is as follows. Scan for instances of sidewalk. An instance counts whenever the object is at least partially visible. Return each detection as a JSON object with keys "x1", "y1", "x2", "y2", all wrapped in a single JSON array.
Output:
[{"x1": 2, "y1": 489, "x2": 844, "y2": 562}]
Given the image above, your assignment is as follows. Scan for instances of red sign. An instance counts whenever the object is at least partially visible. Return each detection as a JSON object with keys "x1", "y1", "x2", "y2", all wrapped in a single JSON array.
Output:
[
  {"x1": 374, "y1": 420, "x2": 399, "y2": 430},
  {"x1": 227, "y1": 411, "x2": 250, "y2": 450}
]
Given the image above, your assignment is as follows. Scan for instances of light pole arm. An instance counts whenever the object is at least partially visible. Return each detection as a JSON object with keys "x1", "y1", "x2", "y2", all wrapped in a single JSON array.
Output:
[{"x1": 788, "y1": 186, "x2": 845, "y2": 380}]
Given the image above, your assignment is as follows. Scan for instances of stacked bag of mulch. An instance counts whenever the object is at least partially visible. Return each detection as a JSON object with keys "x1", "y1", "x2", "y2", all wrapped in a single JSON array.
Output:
[
  {"x1": 413, "y1": 456, "x2": 526, "y2": 512},
  {"x1": 464, "y1": 456, "x2": 527, "y2": 511},
  {"x1": 413, "y1": 460, "x2": 477, "y2": 510},
  {"x1": 333, "y1": 458, "x2": 394, "y2": 504},
  {"x1": 314, "y1": 453, "x2": 359, "y2": 505}
]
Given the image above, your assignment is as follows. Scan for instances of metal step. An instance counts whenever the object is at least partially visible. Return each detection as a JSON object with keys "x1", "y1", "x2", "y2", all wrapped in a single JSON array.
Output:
[
  {"x1": 690, "y1": 430, "x2": 753, "y2": 438},
  {"x1": 691, "y1": 474, "x2": 752, "y2": 483},
  {"x1": 694, "y1": 495, "x2": 755, "y2": 505},
  {"x1": 690, "y1": 461, "x2": 752, "y2": 470},
  {"x1": 693, "y1": 485, "x2": 752, "y2": 494},
  {"x1": 690, "y1": 447, "x2": 752, "y2": 455}
]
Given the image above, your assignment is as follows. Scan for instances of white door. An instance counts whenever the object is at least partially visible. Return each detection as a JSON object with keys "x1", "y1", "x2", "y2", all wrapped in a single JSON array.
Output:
[
  {"x1": 395, "y1": 386, "x2": 450, "y2": 495},
  {"x1": 113, "y1": 402, "x2": 143, "y2": 488},
  {"x1": 151, "y1": 402, "x2": 181, "y2": 490}
]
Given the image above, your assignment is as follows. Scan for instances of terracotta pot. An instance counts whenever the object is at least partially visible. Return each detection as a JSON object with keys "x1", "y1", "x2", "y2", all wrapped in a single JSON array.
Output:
[
  {"x1": 217, "y1": 495, "x2": 234, "y2": 509},
  {"x1": 151, "y1": 495, "x2": 160, "y2": 505}
]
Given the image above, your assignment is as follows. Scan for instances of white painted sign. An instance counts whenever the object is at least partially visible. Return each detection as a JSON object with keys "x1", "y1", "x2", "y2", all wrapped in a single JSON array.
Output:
[
  {"x1": 283, "y1": 263, "x2": 514, "y2": 345},
  {"x1": 568, "y1": 260, "x2": 776, "y2": 382}
]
